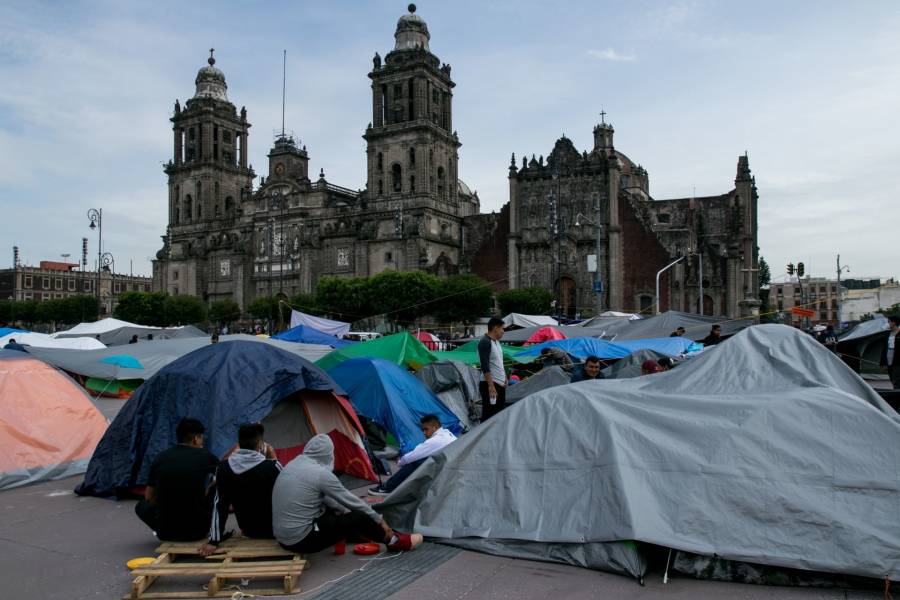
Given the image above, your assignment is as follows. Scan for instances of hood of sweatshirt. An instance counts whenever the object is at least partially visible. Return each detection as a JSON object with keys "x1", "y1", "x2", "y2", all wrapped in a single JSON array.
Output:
[
  {"x1": 303, "y1": 434, "x2": 334, "y2": 471},
  {"x1": 228, "y1": 448, "x2": 266, "y2": 475}
]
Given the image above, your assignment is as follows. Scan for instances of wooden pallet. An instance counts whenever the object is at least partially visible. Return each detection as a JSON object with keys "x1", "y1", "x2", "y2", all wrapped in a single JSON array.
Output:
[{"x1": 125, "y1": 537, "x2": 307, "y2": 599}]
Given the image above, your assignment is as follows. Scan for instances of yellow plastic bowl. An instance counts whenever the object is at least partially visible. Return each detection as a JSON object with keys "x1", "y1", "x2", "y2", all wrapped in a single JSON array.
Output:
[{"x1": 127, "y1": 557, "x2": 156, "y2": 570}]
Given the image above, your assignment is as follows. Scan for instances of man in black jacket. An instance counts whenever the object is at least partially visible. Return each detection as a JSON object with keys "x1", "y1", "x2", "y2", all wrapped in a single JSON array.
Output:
[
  {"x1": 200, "y1": 423, "x2": 282, "y2": 556},
  {"x1": 882, "y1": 316, "x2": 900, "y2": 389},
  {"x1": 135, "y1": 418, "x2": 219, "y2": 541}
]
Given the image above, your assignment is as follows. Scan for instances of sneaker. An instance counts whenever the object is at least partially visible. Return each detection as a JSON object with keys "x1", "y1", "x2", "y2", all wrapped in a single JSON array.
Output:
[
  {"x1": 368, "y1": 486, "x2": 391, "y2": 497},
  {"x1": 387, "y1": 532, "x2": 423, "y2": 552}
]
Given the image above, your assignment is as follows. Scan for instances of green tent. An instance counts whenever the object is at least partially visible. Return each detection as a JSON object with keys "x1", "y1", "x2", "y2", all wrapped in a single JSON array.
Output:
[
  {"x1": 432, "y1": 339, "x2": 521, "y2": 367},
  {"x1": 315, "y1": 332, "x2": 437, "y2": 371}
]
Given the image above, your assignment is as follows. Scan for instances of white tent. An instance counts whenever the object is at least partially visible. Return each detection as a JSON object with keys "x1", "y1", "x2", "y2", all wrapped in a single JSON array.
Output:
[
  {"x1": 501, "y1": 313, "x2": 558, "y2": 329},
  {"x1": 289, "y1": 310, "x2": 350, "y2": 338},
  {"x1": 0, "y1": 332, "x2": 105, "y2": 350}
]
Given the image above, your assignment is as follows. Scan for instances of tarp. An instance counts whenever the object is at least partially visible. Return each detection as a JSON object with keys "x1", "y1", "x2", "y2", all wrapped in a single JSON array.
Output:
[
  {"x1": 506, "y1": 366, "x2": 573, "y2": 403},
  {"x1": 326, "y1": 358, "x2": 463, "y2": 455},
  {"x1": 377, "y1": 325, "x2": 900, "y2": 581},
  {"x1": 414, "y1": 360, "x2": 481, "y2": 429},
  {"x1": 523, "y1": 326, "x2": 567, "y2": 346},
  {"x1": 512, "y1": 337, "x2": 699, "y2": 363},
  {"x1": 25, "y1": 334, "x2": 332, "y2": 383},
  {"x1": 0, "y1": 351, "x2": 108, "y2": 490},
  {"x1": 75, "y1": 340, "x2": 376, "y2": 497},
  {"x1": 500, "y1": 324, "x2": 612, "y2": 344},
  {"x1": 289, "y1": 310, "x2": 350, "y2": 339},
  {"x1": 431, "y1": 339, "x2": 519, "y2": 367},
  {"x1": 273, "y1": 324, "x2": 353, "y2": 348},
  {"x1": 315, "y1": 332, "x2": 436, "y2": 371},
  {"x1": 601, "y1": 349, "x2": 672, "y2": 380},
  {"x1": 839, "y1": 315, "x2": 889, "y2": 343},
  {"x1": 0, "y1": 331, "x2": 106, "y2": 350},
  {"x1": 54, "y1": 318, "x2": 207, "y2": 346},
  {"x1": 609, "y1": 311, "x2": 754, "y2": 341},
  {"x1": 502, "y1": 313, "x2": 559, "y2": 329},
  {"x1": 0, "y1": 327, "x2": 29, "y2": 338}
]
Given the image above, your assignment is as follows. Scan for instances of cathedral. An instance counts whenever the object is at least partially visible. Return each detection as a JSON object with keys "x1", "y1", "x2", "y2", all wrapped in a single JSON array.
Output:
[{"x1": 153, "y1": 4, "x2": 760, "y2": 320}]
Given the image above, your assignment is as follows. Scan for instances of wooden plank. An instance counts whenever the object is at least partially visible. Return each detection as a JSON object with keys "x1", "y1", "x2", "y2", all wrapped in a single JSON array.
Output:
[
  {"x1": 126, "y1": 588, "x2": 289, "y2": 599},
  {"x1": 135, "y1": 559, "x2": 301, "y2": 572},
  {"x1": 206, "y1": 557, "x2": 230, "y2": 597},
  {"x1": 130, "y1": 552, "x2": 171, "y2": 599}
]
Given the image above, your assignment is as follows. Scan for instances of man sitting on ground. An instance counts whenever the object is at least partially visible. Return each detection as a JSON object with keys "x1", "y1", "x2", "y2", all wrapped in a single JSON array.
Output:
[
  {"x1": 199, "y1": 423, "x2": 282, "y2": 556},
  {"x1": 700, "y1": 324, "x2": 723, "y2": 346},
  {"x1": 272, "y1": 434, "x2": 422, "y2": 554},
  {"x1": 368, "y1": 415, "x2": 456, "y2": 496},
  {"x1": 570, "y1": 355, "x2": 603, "y2": 382},
  {"x1": 669, "y1": 327, "x2": 686, "y2": 337},
  {"x1": 135, "y1": 418, "x2": 219, "y2": 541},
  {"x1": 2, "y1": 338, "x2": 27, "y2": 352},
  {"x1": 657, "y1": 357, "x2": 675, "y2": 371}
]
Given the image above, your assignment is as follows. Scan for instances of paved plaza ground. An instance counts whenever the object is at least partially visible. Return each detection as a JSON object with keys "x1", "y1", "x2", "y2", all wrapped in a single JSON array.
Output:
[{"x1": 1, "y1": 395, "x2": 890, "y2": 599}]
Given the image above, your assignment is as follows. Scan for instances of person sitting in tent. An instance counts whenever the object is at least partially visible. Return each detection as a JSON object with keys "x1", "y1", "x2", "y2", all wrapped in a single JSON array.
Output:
[
  {"x1": 641, "y1": 360, "x2": 661, "y2": 375},
  {"x1": 272, "y1": 434, "x2": 423, "y2": 554},
  {"x1": 199, "y1": 423, "x2": 282, "y2": 556},
  {"x1": 129, "y1": 335, "x2": 139, "y2": 344},
  {"x1": 669, "y1": 327, "x2": 686, "y2": 337},
  {"x1": 570, "y1": 355, "x2": 603, "y2": 382},
  {"x1": 882, "y1": 315, "x2": 900, "y2": 389},
  {"x1": 135, "y1": 418, "x2": 219, "y2": 541},
  {"x1": 368, "y1": 415, "x2": 457, "y2": 497},
  {"x1": 700, "y1": 324, "x2": 723, "y2": 346},
  {"x1": 657, "y1": 357, "x2": 675, "y2": 371},
  {"x1": 539, "y1": 346, "x2": 572, "y2": 368},
  {"x1": 2, "y1": 338, "x2": 27, "y2": 352}
]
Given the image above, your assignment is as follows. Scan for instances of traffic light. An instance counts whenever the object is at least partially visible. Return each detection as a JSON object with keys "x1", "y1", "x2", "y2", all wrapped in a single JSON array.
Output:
[
  {"x1": 797, "y1": 262, "x2": 805, "y2": 277},
  {"x1": 787, "y1": 263, "x2": 794, "y2": 275}
]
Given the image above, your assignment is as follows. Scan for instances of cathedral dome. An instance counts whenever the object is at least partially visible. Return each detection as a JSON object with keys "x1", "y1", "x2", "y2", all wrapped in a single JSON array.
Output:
[
  {"x1": 395, "y1": 4, "x2": 430, "y2": 51},
  {"x1": 457, "y1": 179, "x2": 473, "y2": 198},
  {"x1": 194, "y1": 50, "x2": 229, "y2": 102}
]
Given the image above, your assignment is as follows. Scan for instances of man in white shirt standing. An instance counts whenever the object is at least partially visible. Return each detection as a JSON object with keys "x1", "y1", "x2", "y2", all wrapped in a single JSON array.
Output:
[
  {"x1": 478, "y1": 317, "x2": 507, "y2": 421},
  {"x1": 368, "y1": 415, "x2": 457, "y2": 496}
]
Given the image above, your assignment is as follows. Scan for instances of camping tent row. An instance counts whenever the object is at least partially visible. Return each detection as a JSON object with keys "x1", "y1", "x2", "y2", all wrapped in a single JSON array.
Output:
[
  {"x1": 25, "y1": 334, "x2": 334, "y2": 399},
  {"x1": 376, "y1": 325, "x2": 900, "y2": 584},
  {"x1": 74, "y1": 341, "x2": 465, "y2": 498}
]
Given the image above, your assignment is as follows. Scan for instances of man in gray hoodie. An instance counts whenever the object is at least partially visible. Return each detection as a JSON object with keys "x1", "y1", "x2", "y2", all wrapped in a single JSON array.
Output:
[{"x1": 272, "y1": 434, "x2": 422, "y2": 553}]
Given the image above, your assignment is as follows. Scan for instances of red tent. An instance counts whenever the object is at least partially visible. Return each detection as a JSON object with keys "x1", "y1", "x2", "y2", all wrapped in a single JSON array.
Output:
[
  {"x1": 414, "y1": 331, "x2": 441, "y2": 351},
  {"x1": 523, "y1": 326, "x2": 567, "y2": 346}
]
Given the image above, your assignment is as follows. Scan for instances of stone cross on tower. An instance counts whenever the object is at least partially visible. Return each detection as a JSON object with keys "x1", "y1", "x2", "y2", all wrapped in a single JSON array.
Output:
[
  {"x1": 599, "y1": 109, "x2": 607, "y2": 124},
  {"x1": 208, "y1": 48, "x2": 215, "y2": 65}
]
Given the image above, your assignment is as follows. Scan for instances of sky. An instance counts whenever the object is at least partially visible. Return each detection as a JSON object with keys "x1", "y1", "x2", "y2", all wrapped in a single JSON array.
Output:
[{"x1": 1, "y1": 0, "x2": 898, "y2": 281}]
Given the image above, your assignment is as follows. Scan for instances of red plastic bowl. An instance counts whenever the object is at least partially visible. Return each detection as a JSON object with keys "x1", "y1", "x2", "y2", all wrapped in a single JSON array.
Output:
[{"x1": 352, "y1": 543, "x2": 381, "y2": 555}]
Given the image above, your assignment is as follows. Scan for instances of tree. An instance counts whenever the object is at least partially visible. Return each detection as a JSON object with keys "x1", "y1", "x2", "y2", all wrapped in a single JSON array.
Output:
[
  {"x1": 316, "y1": 277, "x2": 370, "y2": 322},
  {"x1": 497, "y1": 287, "x2": 553, "y2": 316},
  {"x1": 10, "y1": 300, "x2": 39, "y2": 327},
  {"x1": 114, "y1": 291, "x2": 168, "y2": 326},
  {"x1": 368, "y1": 271, "x2": 440, "y2": 326},
  {"x1": 209, "y1": 299, "x2": 241, "y2": 326},
  {"x1": 59, "y1": 296, "x2": 99, "y2": 325},
  {"x1": 163, "y1": 295, "x2": 206, "y2": 325},
  {"x1": 291, "y1": 293, "x2": 323, "y2": 317},
  {"x1": 877, "y1": 303, "x2": 900, "y2": 318},
  {"x1": 247, "y1": 296, "x2": 278, "y2": 321},
  {"x1": 432, "y1": 274, "x2": 494, "y2": 324},
  {"x1": 757, "y1": 256, "x2": 776, "y2": 322}
]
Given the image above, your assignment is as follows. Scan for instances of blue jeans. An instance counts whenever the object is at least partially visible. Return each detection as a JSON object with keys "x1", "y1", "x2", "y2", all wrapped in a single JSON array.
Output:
[{"x1": 382, "y1": 459, "x2": 426, "y2": 492}]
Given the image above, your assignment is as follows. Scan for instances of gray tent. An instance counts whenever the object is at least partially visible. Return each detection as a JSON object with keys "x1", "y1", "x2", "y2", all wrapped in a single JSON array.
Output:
[
  {"x1": 55, "y1": 323, "x2": 206, "y2": 346},
  {"x1": 601, "y1": 348, "x2": 671, "y2": 379},
  {"x1": 25, "y1": 334, "x2": 331, "y2": 382},
  {"x1": 610, "y1": 311, "x2": 754, "y2": 341},
  {"x1": 414, "y1": 360, "x2": 481, "y2": 430},
  {"x1": 837, "y1": 315, "x2": 890, "y2": 376},
  {"x1": 377, "y1": 325, "x2": 900, "y2": 582},
  {"x1": 501, "y1": 325, "x2": 613, "y2": 344}
]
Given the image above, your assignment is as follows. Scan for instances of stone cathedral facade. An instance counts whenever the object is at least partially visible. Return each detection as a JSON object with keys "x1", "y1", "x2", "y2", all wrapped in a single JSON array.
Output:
[{"x1": 153, "y1": 5, "x2": 760, "y2": 320}]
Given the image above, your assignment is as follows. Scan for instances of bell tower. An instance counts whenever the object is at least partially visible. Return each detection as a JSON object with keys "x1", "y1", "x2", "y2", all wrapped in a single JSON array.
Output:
[
  {"x1": 158, "y1": 50, "x2": 255, "y2": 299},
  {"x1": 364, "y1": 4, "x2": 461, "y2": 208}
]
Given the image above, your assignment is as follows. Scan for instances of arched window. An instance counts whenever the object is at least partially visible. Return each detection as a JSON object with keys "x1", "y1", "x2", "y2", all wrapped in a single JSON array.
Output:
[
  {"x1": 377, "y1": 152, "x2": 383, "y2": 171},
  {"x1": 410, "y1": 175, "x2": 415, "y2": 193},
  {"x1": 437, "y1": 167, "x2": 445, "y2": 198},
  {"x1": 392, "y1": 164, "x2": 402, "y2": 193},
  {"x1": 409, "y1": 147, "x2": 416, "y2": 167},
  {"x1": 184, "y1": 194, "x2": 193, "y2": 222},
  {"x1": 429, "y1": 176, "x2": 434, "y2": 192},
  {"x1": 214, "y1": 203, "x2": 220, "y2": 217},
  {"x1": 224, "y1": 196, "x2": 234, "y2": 216},
  {"x1": 377, "y1": 179, "x2": 384, "y2": 195},
  {"x1": 173, "y1": 200, "x2": 181, "y2": 225}
]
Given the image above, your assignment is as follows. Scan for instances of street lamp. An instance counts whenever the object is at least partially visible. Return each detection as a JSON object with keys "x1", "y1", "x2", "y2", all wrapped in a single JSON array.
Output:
[
  {"x1": 656, "y1": 256, "x2": 685, "y2": 315},
  {"x1": 99, "y1": 252, "x2": 114, "y2": 316},
  {"x1": 87, "y1": 208, "x2": 103, "y2": 318},
  {"x1": 574, "y1": 209, "x2": 604, "y2": 315},
  {"x1": 836, "y1": 254, "x2": 850, "y2": 325}
]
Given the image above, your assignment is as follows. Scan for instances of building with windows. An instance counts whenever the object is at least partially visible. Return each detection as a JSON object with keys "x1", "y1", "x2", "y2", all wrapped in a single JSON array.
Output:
[
  {"x1": 0, "y1": 260, "x2": 152, "y2": 316},
  {"x1": 770, "y1": 278, "x2": 842, "y2": 325},
  {"x1": 151, "y1": 4, "x2": 758, "y2": 320},
  {"x1": 842, "y1": 280, "x2": 900, "y2": 322}
]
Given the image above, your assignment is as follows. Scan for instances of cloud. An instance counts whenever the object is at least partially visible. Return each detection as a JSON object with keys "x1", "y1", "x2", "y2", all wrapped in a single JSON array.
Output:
[{"x1": 586, "y1": 48, "x2": 636, "y2": 62}]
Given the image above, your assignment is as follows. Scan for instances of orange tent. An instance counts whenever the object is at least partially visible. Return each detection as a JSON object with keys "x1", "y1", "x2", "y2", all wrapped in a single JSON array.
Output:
[
  {"x1": 0, "y1": 353, "x2": 108, "y2": 490},
  {"x1": 523, "y1": 326, "x2": 567, "y2": 346}
]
